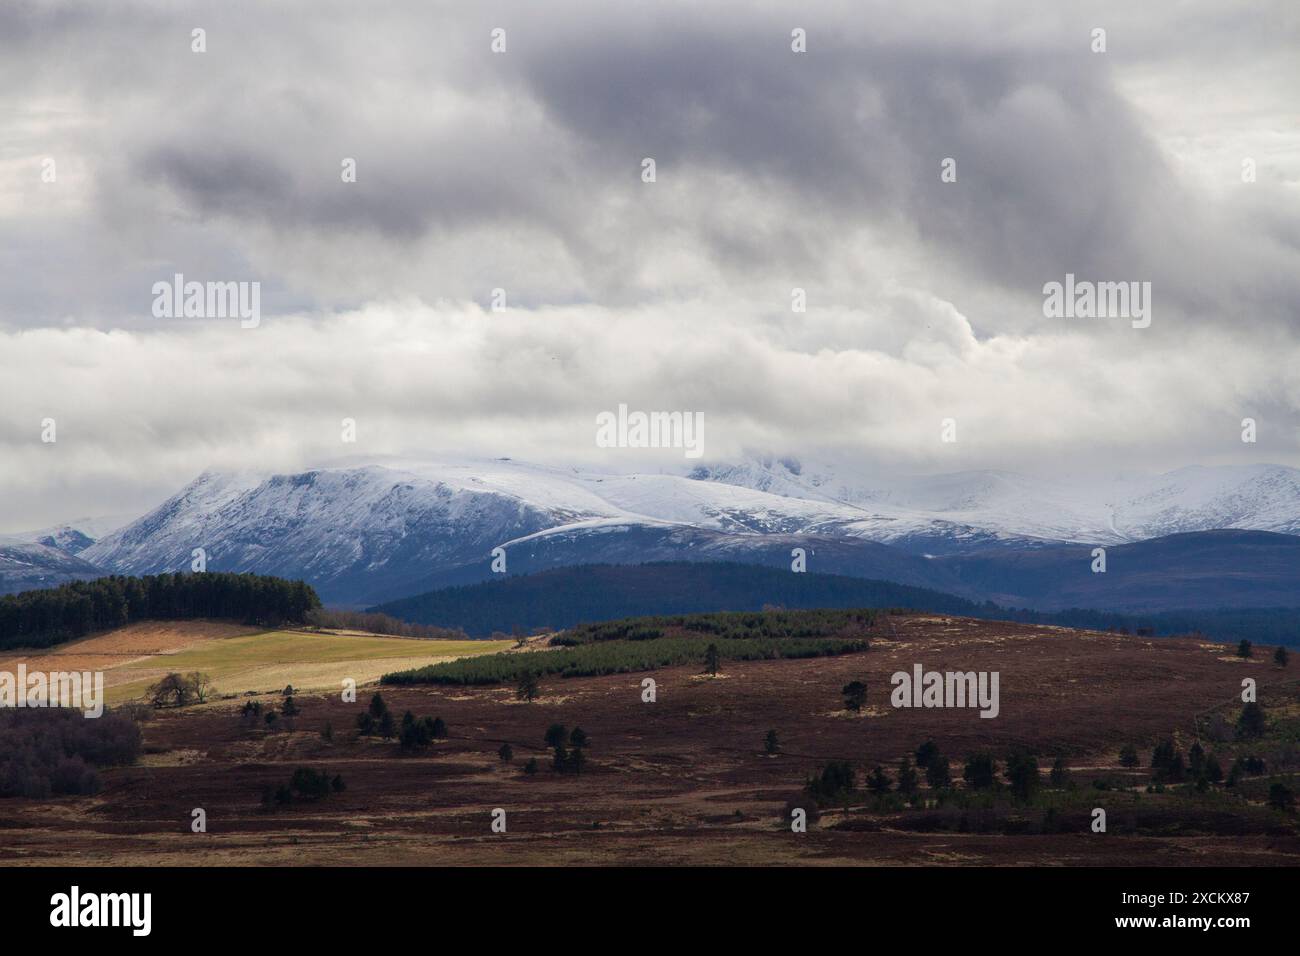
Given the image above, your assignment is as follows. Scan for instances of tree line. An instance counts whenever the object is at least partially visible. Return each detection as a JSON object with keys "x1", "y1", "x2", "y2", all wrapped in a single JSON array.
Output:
[{"x1": 0, "y1": 572, "x2": 320, "y2": 650}]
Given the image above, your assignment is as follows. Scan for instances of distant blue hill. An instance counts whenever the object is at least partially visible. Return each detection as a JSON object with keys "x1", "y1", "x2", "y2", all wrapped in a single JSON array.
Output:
[{"x1": 370, "y1": 560, "x2": 1300, "y2": 646}]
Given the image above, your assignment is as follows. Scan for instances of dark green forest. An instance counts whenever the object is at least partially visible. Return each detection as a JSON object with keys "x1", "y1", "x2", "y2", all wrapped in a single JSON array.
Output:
[
  {"x1": 0, "y1": 573, "x2": 320, "y2": 651},
  {"x1": 372, "y1": 562, "x2": 980, "y2": 635},
  {"x1": 372, "y1": 561, "x2": 1300, "y2": 646}
]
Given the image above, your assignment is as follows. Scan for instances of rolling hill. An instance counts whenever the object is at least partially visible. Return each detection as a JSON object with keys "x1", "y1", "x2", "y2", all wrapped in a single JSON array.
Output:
[{"x1": 371, "y1": 560, "x2": 1300, "y2": 645}]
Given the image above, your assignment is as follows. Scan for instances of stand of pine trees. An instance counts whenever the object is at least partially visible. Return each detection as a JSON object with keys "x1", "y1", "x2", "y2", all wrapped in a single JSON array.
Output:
[{"x1": 0, "y1": 573, "x2": 320, "y2": 650}]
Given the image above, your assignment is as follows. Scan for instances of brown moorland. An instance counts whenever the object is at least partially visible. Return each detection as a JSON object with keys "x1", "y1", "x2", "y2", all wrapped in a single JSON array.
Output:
[{"x1": 0, "y1": 614, "x2": 1296, "y2": 866}]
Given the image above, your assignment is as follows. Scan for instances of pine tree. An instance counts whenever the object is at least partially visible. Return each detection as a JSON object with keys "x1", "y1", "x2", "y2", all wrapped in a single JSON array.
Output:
[
  {"x1": 866, "y1": 765, "x2": 892, "y2": 794},
  {"x1": 896, "y1": 757, "x2": 918, "y2": 796}
]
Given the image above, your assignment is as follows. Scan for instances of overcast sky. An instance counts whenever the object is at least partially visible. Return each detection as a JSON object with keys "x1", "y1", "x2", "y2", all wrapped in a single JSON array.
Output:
[{"x1": 1, "y1": 0, "x2": 1298, "y2": 531}]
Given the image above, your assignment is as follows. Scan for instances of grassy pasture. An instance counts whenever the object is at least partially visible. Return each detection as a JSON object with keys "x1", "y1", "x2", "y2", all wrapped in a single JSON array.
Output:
[
  {"x1": 109, "y1": 630, "x2": 511, "y2": 702},
  {"x1": 0, "y1": 621, "x2": 510, "y2": 704}
]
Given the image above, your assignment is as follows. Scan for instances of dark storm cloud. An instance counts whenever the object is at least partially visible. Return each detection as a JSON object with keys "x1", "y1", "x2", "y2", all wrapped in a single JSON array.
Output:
[{"x1": 2, "y1": 0, "x2": 1296, "y2": 328}]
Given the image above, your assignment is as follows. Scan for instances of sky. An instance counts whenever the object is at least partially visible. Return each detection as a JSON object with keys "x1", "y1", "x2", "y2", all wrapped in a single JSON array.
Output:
[{"x1": 1, "y1": 0, "x2": 1298, "y2": 531}]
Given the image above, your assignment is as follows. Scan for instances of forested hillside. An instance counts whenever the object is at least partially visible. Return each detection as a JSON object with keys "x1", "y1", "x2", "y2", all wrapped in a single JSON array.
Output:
[
  {"x1": 372, "y1": 562, "x2": 985, "y2": 635},
  {"x1": 372, "y1": 561, "x2": 1300, "y2": 646},
  {"x1": 0, "y1": 573, "x2": 320, "y2": 650}
]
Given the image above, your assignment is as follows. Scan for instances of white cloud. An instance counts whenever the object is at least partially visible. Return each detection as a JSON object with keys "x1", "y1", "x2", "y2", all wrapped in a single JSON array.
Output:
[{"x1": 0, "y1": 0, "x2": 1297, "y2": 528}]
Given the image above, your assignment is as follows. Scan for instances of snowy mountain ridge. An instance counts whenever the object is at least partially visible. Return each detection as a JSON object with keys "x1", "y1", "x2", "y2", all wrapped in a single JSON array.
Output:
[{"x1": 6, "y1": 455, "x2": 1297, "y2": 604}]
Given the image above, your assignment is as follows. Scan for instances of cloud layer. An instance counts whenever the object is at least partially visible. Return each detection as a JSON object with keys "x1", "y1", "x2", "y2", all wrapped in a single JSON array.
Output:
[{"x1": 1, "y1": 0, "x2": 1298, "y2": 529}]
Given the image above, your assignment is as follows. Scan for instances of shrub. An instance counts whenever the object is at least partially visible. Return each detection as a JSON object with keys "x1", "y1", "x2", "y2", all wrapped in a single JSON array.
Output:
[
  {"x1": 1268, "y1": 782, "x2": 1295, "y2": 813},
  {"x1": 1049, "y1": 756, "x2": 1069, "y2": 788},
  {"x1": 915, "y1": 741, "x2": 939, "y2": 769},
  {"x1": 1005, "y1": 750, "x2": 1039, "y2": 802},
  {"x1": 1151, "y1": 739, "x2": 1186, "y2": 782},
  {"x1": 841, "y1": 681, "x2": 867, "y2": 713},
  {"x1": 807, "y1": 761, "x2": 856, "y2": 803},
  {"x1": 0, "y1": 709, "x2": 140, "y2": 798},
  {"x1": 1204, "y1": 754, "x2": 1223, "y2": 784},
  {"x1": 963, "y1": 753, "x2": 998, "y2": 790},
  {"x1": 290, "y1": 767, "x2": 333, "y2": 800},
  {"x1": 515, "y1": 670, "x2": 540, "y2": 702},
  {"x1": 896, "y1": 758, "x2": 919, "y2": 796},
  {"x1": 926, "y1": 756, "x2": 952, "y2": 790},
  {"x1": 1237, "y1": 702, "x2": 1266, "y2": 739},
  {"x1": 399, "y1": 716, "x2": 427, "y2": 751},
  {"x1": 866, "y1": 765, "x2": 892, "y2": 794},
  {"x1": 266, "y1": 768, "x2": 343, "y2": 806}
]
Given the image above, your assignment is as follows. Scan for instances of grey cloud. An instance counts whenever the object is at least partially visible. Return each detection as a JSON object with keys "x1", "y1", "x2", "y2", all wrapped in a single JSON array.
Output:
[{"x1": 0, "y1": 0, "x2": 1298, "y2": 528}]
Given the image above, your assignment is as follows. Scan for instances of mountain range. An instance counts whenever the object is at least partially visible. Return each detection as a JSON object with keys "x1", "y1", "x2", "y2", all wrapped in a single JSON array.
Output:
[{"x1": 5, "y1": 457, "x2": 1300, "y2": 612}]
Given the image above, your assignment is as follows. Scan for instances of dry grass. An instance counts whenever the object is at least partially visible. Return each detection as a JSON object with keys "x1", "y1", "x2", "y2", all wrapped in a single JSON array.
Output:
[{"x1": 0, "y1": 620, "x2": 511, "y2": 703}]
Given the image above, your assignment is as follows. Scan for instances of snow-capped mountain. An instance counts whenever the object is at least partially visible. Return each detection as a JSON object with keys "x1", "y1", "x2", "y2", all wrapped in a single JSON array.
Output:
[
  {"x1": 13, "y1": 455, "x2": 1300, "y2": 606},
  {"x1": 0, "y1": 542, "x2": 104, "y2": 594},
  {"x1": 689, "y1": 458, "x2": 1300, "y2": 545},
  {"x1": 0, "y1": 514, "x2": 134, "y2": 556},
  {"x1": 80, "y1": 465, "x2": 586, "y2": 604}
]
